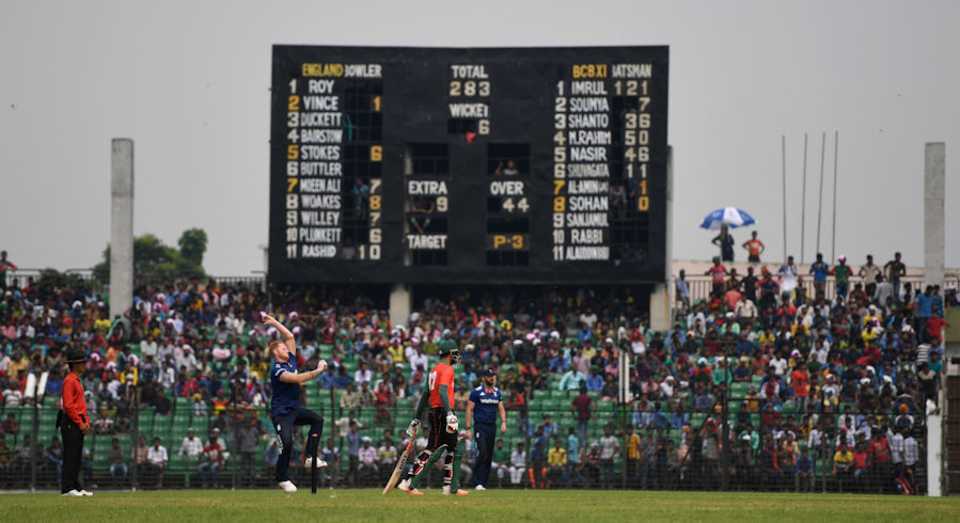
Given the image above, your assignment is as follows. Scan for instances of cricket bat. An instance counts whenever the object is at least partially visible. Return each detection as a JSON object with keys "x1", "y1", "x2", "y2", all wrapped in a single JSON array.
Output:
[{"x1": 382, "y1": 425, "x2": 417, "y2": 494}]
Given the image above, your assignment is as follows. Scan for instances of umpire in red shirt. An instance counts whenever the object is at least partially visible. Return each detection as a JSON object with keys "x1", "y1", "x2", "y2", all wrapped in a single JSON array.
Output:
[{"x1": 60, "y1": 348, "x2": 92, "y2": 496}]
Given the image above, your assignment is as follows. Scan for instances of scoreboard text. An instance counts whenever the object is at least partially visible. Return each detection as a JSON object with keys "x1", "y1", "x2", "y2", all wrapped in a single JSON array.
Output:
[{"x1": 269, "y1": 46, "x2": 668, "y2": 284}]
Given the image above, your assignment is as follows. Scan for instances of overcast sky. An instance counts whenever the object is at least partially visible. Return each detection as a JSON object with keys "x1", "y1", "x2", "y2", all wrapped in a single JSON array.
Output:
[{"x1": 1, "y1": 0, "x2": 956, "y2": 276}]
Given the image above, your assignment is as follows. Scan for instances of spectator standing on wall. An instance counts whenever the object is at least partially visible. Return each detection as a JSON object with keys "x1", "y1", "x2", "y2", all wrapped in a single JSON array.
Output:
[
  {"x1": 810, "y1": 253, "x2": 830, "y2": 302},
  {"x1": 742, "y1": 231, "x2": 765, "y2": 263},
  {"x1": 884, "y1": 252, "x2": 907, "y2": 302},
  {"x1": 778, "y1": 256, "x2": 799, "y2": 302},
  {"x1": 859, "y1": 254, "x2": 881, "y2": 298},
  {"x1": 0, "y1": 250, "x2": 17, "y2": 290},
  {"x1": 831, "y1": 256, "x2": 852, "y2": 299},
  {"x1": 712, "y1": 225, "x2": 735, "y2": 262},
  {"x1": 675, "y1": 270, "x2": 690, "y2": 312}
]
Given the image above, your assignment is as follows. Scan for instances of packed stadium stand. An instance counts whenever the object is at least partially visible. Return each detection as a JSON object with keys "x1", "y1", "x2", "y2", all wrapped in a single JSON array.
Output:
[{"x1": 1, "y1": 257, "x2": 955, "y2": 494}]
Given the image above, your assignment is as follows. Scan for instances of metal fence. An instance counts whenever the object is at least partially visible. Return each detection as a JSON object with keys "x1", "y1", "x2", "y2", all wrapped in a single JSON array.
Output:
[{"x1": 0, "y1": 382, "x2": 927, "y2": 495}]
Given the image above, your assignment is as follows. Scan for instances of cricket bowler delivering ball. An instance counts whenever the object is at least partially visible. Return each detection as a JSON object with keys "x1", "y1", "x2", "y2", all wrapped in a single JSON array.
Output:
[
  {"x1": 264, "y1": 313, "x2": 328, "y2": 493},
  {"x1": 397, "y1": 340, "x2": 469, "y2": 496}
]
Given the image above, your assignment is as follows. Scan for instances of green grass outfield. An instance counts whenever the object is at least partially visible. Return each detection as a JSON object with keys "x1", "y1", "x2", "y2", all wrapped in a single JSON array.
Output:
[{"x1": 3, "y1": 489, "x2": 959, "y2": 522}]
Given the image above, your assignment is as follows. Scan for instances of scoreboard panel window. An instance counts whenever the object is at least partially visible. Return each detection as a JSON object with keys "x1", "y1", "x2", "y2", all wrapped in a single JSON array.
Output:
[
  {"x1": 486, "y1": 143, "x2": 530, "y2": 267},
  {"x1": 404, "y1": 143, "x2": 449, "y2": 266},
  {"x1": 270, "y1": 46, "x2": 668, "y2": 285}
]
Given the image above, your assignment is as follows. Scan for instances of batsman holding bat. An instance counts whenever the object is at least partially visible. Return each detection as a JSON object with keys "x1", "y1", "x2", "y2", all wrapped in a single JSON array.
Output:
[
  {"x1": 264, "y1": 313, "x2": 328, "y2": 493},
  {"x1": 395, "y1": 341, "x2": 469, "y2": 496}
]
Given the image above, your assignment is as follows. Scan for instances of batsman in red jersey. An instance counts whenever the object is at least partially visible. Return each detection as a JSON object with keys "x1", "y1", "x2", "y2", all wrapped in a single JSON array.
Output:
[
  {"x1": 60, "y1": 348, "x2": 92, "y2": 496},
  {"x1": 397, "y1": 342, "x2": 469, "y2": 496}
]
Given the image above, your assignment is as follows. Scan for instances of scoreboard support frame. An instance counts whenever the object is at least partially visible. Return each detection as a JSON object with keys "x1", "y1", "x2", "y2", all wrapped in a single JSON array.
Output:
[
  {"x1": 648, "y1": 145, "x2": 673, "y2": 331},
  {"x1": 389, "y1": 284, "x2": 412, "y2": 328}
]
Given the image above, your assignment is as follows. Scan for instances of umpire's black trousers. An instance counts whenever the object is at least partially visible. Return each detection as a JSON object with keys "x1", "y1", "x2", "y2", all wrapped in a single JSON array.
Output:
[{"x1": 60, "y1": 420, "x2": 85, "y2": 493}]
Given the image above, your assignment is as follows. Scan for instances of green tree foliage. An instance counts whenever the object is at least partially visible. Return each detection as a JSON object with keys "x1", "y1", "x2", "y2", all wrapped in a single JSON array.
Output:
[
  {"x1": 178, "y1": 228, "x2": 208, "y2": 267},
  {"x1": 93, "y1": 230, "x2": 207, "y2": 286},
  {"x1": 34, "y1": 268, "x2": 89, "y2": 294}
]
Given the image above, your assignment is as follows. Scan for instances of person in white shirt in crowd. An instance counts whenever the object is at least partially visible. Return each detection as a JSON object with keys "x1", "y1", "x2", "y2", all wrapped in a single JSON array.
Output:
[
  {"x1": 769, "y1": 355, "x2": 788, "y2": 377},
  {"x1": 146, "y1": 437, "x2": 168, "y2": 488},
  {"x1": 890, "y1": 429, "x2": 905, "y2": 470},
  {"x1": 407, "y1": 345, "x2": 429, "y2": 375},
  {"x1": 598, "y1": 427, "x2": 621, "y2": 488},
  {"x1": 354, "y1": 361, "x2": 373, "y2": 386},
  {"x1": 904, "y1": 433, "x2": 919, "y2": 483},
  {"x1": 178, "y1": 428, "x2": 204, "y2": 460},
  {"x1": 188, "y1": 393, "x2": 207, "y2": 416},
  {"x1": 807, "y1": 424, "x2": 824, "y2": 464},
  {"x1": 778, "y1": 255, "x2": 799, "y2": 301},
  {"x1": 357, "y1": 437, "x2": 378, "y2": 481},
  {"x1": 735, "y1": 298, "x2": 757, "y2": 319},
  {"x1": 509, "y1": 442, "x2": 527, "y2": 485},
  {"x1": 579, "y1": 308, "x2": 598, "y2": 329},
  {"x1": 170, "y1": 313, "x2": 184, "y2": 335},
  {"x1": 157, "y1": 339, "x2": 176, "y2": 364},
  {"x1": 813, "y1": 339, "x2": 829, "y2": 366},
  {"x1": 0, "y1": 352, "x2": 11, "y2": 375},
  {"x1": 160, "y1": 360, "x2": 177, "y2": 391},
  {"x1": 4, "y1": 382, "x2": 23, "y2": 407},
  {"x1": 140, "y1": 334, "x2": 158, "y2": 360},
  {"x1": 659, "y1": 376, "x2": 676, "y2": 399},
  {"x1": 176, "y1": 345, "x2": 199, "y2": 373}
]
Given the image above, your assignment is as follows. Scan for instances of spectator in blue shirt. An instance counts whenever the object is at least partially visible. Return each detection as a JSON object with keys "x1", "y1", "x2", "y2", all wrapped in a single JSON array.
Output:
[
  {"x1": 585, "y1": 370, "x2": 604, "y2": 392},
  {"x1": 810, "y1": 253, "x2": 830, "y2": 301},
  {"x1": 916, "y1": 286, "x2": 935, "y2": 342},
  {"x1": 932, "y1": 285, "x2": 944, "y2": 317},
  {"x1": 565, "y1": 427, "x2": 583, "y2": 486}
]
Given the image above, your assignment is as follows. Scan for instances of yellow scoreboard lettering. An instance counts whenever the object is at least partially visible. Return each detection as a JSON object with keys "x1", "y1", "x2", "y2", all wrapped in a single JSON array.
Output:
[
  {"x1": 553, "y1": 196, "x2": 566, "y2": 212},
  {"x1": 639, "y1": 196, "x2": 650, "y2": 212},
  {"x1": 301, "y1": 63, "x2": 345, "y2": 77},
  {"x1": 287, "y1": 144, "x2": 299, "y2": 160},
  {"x1": 370, "y1": 145, "x2": 382, "y2": 161},
  {"x1": 493, "y1": 235, "x2": 525, "y2": 250},
  {"x1": 572, "y1": 64, "x2": 607, "y2": 79}
]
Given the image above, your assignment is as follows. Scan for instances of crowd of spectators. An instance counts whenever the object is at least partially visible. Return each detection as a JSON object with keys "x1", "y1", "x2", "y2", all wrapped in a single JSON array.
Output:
[{"x1": 0, "y1": 248, "x2": 956, "y2": 493}]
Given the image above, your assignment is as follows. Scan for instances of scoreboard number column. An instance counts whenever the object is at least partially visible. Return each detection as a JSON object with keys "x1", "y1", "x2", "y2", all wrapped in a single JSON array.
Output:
[
  {"x1": 552, "y1": 80, "x2": 567, "y2": 261},
  {"x1": 286, "y1": 80, "x2": 301, "y2": 259}
]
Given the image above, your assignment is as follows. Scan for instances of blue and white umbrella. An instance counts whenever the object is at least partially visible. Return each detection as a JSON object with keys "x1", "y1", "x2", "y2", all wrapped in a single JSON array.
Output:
[{"x1": 699, "y1": 207, "x2": 756, "y2": 230}]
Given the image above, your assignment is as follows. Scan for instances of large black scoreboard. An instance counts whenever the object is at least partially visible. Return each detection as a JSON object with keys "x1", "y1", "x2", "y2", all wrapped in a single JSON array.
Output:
[{"x1": 269, "y1": 46, "x2": 668, "y2": 284}]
